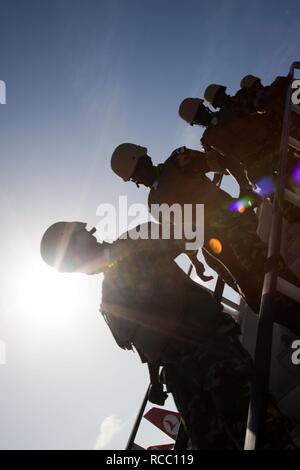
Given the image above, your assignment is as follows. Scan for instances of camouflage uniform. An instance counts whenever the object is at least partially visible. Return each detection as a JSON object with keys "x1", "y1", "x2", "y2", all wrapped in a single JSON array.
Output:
[
  {"x1": 202, "y1": 75, "x2": 300, "y2": 192},
  {"x1": 163, "y1": 334, "x2": 295, "y2": 450},
  {"x1": 101, "y1": 222, "x2": 236, "y2": 363},
  {"x1": 147, "y1": 148, "x2": 300, "y2": 331},
  {"x1": 201, "y1": 110, "x2": 281, "y2": 186},
  {"x1": 101, "y1": 224, "x2": 295, "y2": 449}
]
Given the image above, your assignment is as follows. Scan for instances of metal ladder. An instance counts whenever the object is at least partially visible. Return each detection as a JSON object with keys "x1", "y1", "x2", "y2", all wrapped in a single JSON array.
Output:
[{"x1": 244, "y1": 61, "x2": 300, "y2": 450}]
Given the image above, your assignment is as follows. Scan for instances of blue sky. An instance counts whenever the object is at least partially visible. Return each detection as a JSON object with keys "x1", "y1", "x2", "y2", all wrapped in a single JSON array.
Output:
[{"x1": 1, "y1": 0, "x2": 300, "y2": 449}]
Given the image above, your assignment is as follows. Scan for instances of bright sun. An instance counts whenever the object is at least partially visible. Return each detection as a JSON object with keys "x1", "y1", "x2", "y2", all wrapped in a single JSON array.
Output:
[{"x1": 14, "y1": 261, "x2": 88, "y2": 333}]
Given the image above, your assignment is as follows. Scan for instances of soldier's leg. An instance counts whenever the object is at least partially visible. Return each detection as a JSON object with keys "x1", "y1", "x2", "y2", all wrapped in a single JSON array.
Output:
[
  {"x1": 207, "y1": 340, "x2": 296, "y2": 449},
  {"x1": 164, "y1": 351, "x2": 235, "y2": 449},
  {"x1": 207, "y1": 354, "x2": 252, "y2": 449},
  {"x1": 263, "y1": 395, "x2": 297, "y2": 450}
]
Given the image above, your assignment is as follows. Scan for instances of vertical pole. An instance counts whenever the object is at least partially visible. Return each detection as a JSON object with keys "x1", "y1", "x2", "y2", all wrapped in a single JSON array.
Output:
[
  {"x1": 126, "y1": 385, "x2": 150, "y2": 450},
  {"x1": 212, "y1": 174, "x2": 225, "y2": 304},
  {"x1": 173, "y1": 422, "x2": 189, "y2": 450}
]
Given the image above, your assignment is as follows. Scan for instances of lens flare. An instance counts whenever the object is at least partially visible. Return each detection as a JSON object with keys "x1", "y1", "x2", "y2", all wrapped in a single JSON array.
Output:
[
  {"x1": 230, "y1": 197, "x2": 252, "y2": 213},
  {"x1": 209, "y1": 238, "x2": 222, "y2": 255},
  {"x1": 254, "y1": 177, "x2": 275, "y2": 196},
  {"x1": 292, "y1": 164, "x2": 300, "y2": 186}
]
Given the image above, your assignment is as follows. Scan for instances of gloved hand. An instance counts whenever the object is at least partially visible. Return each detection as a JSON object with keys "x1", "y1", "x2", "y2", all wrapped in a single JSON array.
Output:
[
  {"x1": 188, "y1": 252, "x2": 214, "y2": 282},
  {"x1": 148, "y1": 383, "x2": 168, "y2": 406},
  {"x1": 193, "y1": 259, "x2": 214, "y2": 282}
]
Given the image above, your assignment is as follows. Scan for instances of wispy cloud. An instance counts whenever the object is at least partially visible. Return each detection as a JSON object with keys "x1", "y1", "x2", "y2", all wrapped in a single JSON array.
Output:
[{"x1": 94, "y1": 415, "x2": 122, "y2": 450}]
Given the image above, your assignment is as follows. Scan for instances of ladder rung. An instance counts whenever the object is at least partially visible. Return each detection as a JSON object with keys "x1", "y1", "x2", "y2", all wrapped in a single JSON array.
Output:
[
  {"x1": 277, "y1": 277, "x2": 300, "y2": 303},
  {"x1": 288, "y1": 136, "x2": 300, "y2": 151},
  {"x1": 292, "y1": 104, "x2": 300, "y2": 115},
  {"x1": 284, "y1": 189, "x2": 300, "y2": 208}
]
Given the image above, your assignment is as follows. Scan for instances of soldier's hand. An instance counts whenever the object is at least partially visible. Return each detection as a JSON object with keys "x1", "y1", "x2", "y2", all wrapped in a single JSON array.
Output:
[
  {"x1": 148, "y1": 383, "x2": 168, "y2": 406},
  {"x1": 196, "y1": 270, "x2": 214, "y2": 282},
  {"x1": 188, "y1": 254, "x2": 214, "y2": 282}
]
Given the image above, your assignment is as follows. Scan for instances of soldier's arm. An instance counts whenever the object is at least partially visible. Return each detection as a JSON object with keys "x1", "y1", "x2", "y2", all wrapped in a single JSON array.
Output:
[
  {"x1": 174, "y1": 147, "x2": 211, "y2": 174},
  {"x1": 221, "y1": 153, "x2": 253, "y2": 193},
  {"x1": 202, "y1": 247, "x2": 242, "y2": 295},
  {"x1": 203, "y1": 147, "x2": 255, "y2": 198},
  {"x1": 205, "y1": 149, "x2": 229, "y2": 174},
  {"x1": 186, "y1": 251, "x2": 214, "y2": 282},
  {"x1": 157, "y1": 229, "x2": 214, "y2": 282},
  {"x1": 201, "y1": 133, "x2": 211, "y2": 153},
  {"x1": 106, "y1": 194, "x2": 212, "y2": 281},
  {"x1": 218, "y1": 154, "x2": 263, "y2": 206},
  {"x1": 175, "y1": 146, "x2": 228, "y2": 177}
]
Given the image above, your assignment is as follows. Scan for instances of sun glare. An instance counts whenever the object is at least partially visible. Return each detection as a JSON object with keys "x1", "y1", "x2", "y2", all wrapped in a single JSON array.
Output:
[{"x1": 15, "y1": 261, "x2": 87, "y2": 333}]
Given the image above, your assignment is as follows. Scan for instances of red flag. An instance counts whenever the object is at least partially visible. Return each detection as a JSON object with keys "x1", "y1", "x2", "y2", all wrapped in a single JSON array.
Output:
[
  {"x1": 147, "y1": 444, "x2": 174, "y2": 451},
  {"x1": 144, "y1": 407, "x2": 180, "y2": 440}
]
